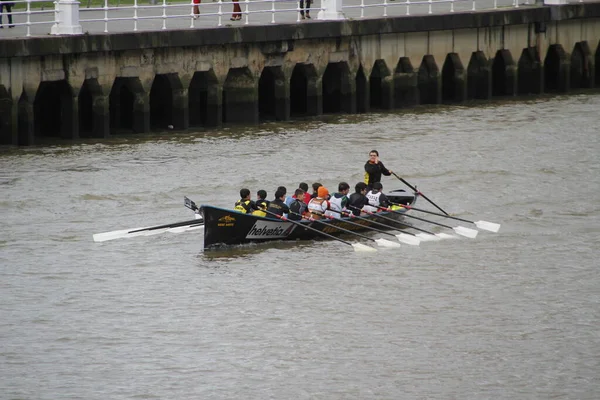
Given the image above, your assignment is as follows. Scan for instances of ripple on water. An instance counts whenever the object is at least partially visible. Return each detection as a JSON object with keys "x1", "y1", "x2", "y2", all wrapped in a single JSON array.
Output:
[{"x1": 1, "y1": 93, "x2": 600, "y2": 399}]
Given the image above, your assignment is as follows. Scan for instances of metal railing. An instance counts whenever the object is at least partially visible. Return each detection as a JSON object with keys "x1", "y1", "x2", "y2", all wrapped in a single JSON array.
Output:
[
  {"x1": 342, "y1": 0, "x2": 531, "y2": 18},
  {"x1": 0, "y1": 0, "x2": 586, "y2": 38},
  {"x1": 1, "y1": 0, "x2": 58, "y2": 36},
  {"x1": 77, "y1": 0, "x2": 316, "y2": 32}
]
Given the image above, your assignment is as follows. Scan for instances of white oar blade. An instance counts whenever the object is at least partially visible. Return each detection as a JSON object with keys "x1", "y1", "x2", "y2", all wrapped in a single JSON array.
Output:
[
  {"x1": 167, "y1": 226, "x2": 190, "y2": 233},
  {"x1": 436, "y1": 233, "x2": 458, "y2": 239},
  {"x1": 139, "y1": 228, "x2": 169, "y2": 236},
  {"x1": 416, "y1": 233, "x2": 441, "y2": 241},
  {"x1": 475, "y1": 220, "x2": 501, "y2": 233},
  {"x1": 375, "y1": 238, "x2": 401, "y2": 248},
  {"x1": 352, "y1": 243, "x2": 377, "y2": 252},
  {"x1": 396, "y1": 233, "x2": 420, "y2": 246},
  {"x1": 93, "y1": 227, "x2": 147, "y2": 242},
  {"x1": 453, "y1": 226, "x2": 478, "y2": 239},
  {"x1": 168, "y1": 224, "x2": 205, "y2": 233}
]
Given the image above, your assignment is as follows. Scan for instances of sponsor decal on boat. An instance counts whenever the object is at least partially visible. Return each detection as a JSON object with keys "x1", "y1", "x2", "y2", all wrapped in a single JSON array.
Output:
[
  {"x1": 246, "y1": 220, "x2": 296, "y2": 239},
  {"x1": 217, "y1": 215, "x2": 236, "y2": 227}
]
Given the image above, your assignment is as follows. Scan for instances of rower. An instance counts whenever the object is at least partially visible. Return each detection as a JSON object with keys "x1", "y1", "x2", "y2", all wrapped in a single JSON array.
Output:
[
  {"x1": 266, "y1": 189, "x2": 290, "y2": 217},
  {"x1": 307, "y1": 186, "x2": 330, "y2": 219},
  {"x1": 255, "y1": 189, "x2": 269, "y2": 210},
  {"x1": 288, "y1": 188, "x2": 308, "y2": 221},
  {"x1": 299, "y1": 182, "x2": 312, "y2": 204},
  {"x1": 310, "y1": 182, "x2": 322, "y2": 199},
  {"x1": 325, "y1": 182, "x2": 350, "y2": 218},
  {"x1": 347, "y1": 182, "x2": 369, "y2": 216},
  {"x1": 234, "y1": 188, "x2": 260, "y2": 214},
  {"x1": 363, "y1": 182, "x2": 390, "y2": 213}
]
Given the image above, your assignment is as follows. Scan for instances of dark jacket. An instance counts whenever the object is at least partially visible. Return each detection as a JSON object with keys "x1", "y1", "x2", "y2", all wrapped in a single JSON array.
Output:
[
  {"x1": 256, "y1": 199, "x2": 270, "y2": 209},
  {"x1": 266, "y1": 198, "x2": 290, "y2": 217},
  {"x1": 364, "y1": 160, "x2": 391, "y2": 187},
  {"x1": 288, "y1": 199, "x2": 307, "y2": 221},
  {"x1": 234, "y1": 199, "x2": 259, "y2": 214},
  {"x1": 347, "y1": 193, "x2": 369, "y2": 215}
]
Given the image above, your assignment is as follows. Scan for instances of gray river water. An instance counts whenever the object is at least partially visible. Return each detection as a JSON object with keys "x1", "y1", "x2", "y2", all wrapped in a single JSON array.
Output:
[{"x1": 1, "y1": 93, "x2": 599, "y2": 399}]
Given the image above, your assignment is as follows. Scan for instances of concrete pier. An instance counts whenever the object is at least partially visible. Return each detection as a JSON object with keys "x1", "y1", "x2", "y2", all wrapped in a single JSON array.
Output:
[{"x1": 1, "y1": 4, "x2": 599, "y2": 145}]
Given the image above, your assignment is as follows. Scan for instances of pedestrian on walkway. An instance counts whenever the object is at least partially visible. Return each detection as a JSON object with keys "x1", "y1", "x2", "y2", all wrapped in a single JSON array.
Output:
[
  {"x1": 0, "y1": 1, "x2": 15, "y2": 28},
  {"x1": 299, "y1": 0, "x2": 311, "y2": 20},
  {"x1": 231, "y1": 0, "x2": 241, "y2": 20},
  {"x1": 192, "y1": 0, "x2": 200, "y2": 19}
]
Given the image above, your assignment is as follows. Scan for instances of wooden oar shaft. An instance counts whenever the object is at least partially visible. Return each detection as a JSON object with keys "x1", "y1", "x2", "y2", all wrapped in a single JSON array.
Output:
[
  {"x1": 299, "y1": 213, "x2": 375, "y2": 242},
  {"x1": 263, "y1": 210, "x2": 354, "y2": 247},
  {"x1": 391, "y1": 202, "x2": 474, "y2": 224},
  {"x1": 128, "y1": 218, "x2": 203, "y2": 234},
  {"x1": 325, "y1": 210, "x2": 402, "y2": 238},
  {"x1": 391, "y1": 172, "x2": 449, "y2": 215},
  {"x1": 379, "y1": 206, "x2": 454, "y2": 229},
  {"x1": 354, "y1": 206, "x2": 436, "y2": 235}
]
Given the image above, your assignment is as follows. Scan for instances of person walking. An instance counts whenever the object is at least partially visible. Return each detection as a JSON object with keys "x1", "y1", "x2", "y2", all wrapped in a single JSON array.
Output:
[
  {"x1": 299, "y1": 0, "x2": 311, "y2": 20},
  {"x1": 0, "y1": 1, "x2": 15, "y2": 28},
  {"x1": 231, "y1": 0, "x2": 242, "y2": 20},
  {"x1": 192, "y1": 0, "x2": 201, "y2": 19},
  {"x1": 364, "y1": 149, "x2": 392, "y2": 189}
]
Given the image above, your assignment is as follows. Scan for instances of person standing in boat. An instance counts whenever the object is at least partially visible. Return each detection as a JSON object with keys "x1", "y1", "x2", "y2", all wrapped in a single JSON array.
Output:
[
  {"x1": 325, "y1": 182, "x2": 350, "y2": 218},
  {"x1": 364, "y1": 182, "x2": 390, "y2": 213},
  {"x1": 364, "y1": 150, "x2": 392, "y2": 189},
  {"x1": 288, "y1": 188, "x2": 308, "y2": 221},
  {"x1": 307, "y1": 186, "x2": 330, "y2": 219},
  {"x1": 347, "y1": 182, "x2": 369, "y2": 216},
  {"x1": 234, "y1": 188, "x2": 260, "y2": 214},
  {"x1": 266, "y1": 189, "x2": 290, "y2": 217}
]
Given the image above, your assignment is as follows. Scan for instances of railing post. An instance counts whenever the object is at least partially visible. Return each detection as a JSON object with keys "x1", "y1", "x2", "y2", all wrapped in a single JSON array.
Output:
[
  {"x1": 51, "y1": 0, "x2": 83, "y2": 35},
  {"x1": 317, "y1": 0, "x2": 346, "y2": 20}
]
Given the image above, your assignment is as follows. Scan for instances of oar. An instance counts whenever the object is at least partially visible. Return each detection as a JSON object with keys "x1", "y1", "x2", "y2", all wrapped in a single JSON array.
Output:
[
  {"x1": 391, "y1": 172, "x2": 449, "y2": 215},
  {"x1": 337, "y1": 210, "x2": 421, "y2": 246},
  {"x1": 351, "y1": 206, "x2": 444, "y2": 241},
  {"x1": 93, "y1": 217, "x2": 204, "y2": 242},
  {"x1": 291, "y1": 212, "x2": 401, "y2": 248},
  {"x1": 378, "y1": 206, "x2": 478, "y2": 239},
  {"x1": 184, "y1": 196, "x2": 201, "y2": 213},
  {"x1": 390, "y1": 202, "x2": 501, "y2": 233},
  {"x1": 322, "y1": 210, "x2": 419, "y2": 246},
  {"x1": 263, "y1": 210, "x2": 377, "y2": 252}
]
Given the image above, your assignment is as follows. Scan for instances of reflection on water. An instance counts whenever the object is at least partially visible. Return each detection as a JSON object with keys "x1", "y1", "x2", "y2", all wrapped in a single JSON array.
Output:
[{"x1": 198, "y1": 240, "x2": 317, "y2": 261}]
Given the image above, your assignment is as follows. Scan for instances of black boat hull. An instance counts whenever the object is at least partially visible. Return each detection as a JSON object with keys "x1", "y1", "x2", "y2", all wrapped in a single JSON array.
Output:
[{"x1": 201, "y1": 190, "x2": 416, "y2": 249}]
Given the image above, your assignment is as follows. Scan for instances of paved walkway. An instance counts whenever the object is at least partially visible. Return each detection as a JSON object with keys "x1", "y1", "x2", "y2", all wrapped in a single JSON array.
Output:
[{"x1": 1, "y1": 0, "x2": 534, "y2": 39}]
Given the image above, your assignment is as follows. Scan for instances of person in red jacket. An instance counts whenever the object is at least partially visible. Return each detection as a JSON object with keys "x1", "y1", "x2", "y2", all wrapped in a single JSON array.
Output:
[{"x1": 299, "y1": 182, "x2": 312, "y2": 204}]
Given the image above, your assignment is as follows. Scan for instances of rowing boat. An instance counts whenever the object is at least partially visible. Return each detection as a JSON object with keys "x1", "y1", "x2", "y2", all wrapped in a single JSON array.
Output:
[{"x1": 201, "y1": 189, "x2": 416, "y2": 249}]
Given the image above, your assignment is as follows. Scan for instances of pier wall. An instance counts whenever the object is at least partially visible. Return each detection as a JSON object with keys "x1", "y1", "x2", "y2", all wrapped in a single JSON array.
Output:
[{"x1": 1, "y1": 4, "x2": 599, "y2": 145}]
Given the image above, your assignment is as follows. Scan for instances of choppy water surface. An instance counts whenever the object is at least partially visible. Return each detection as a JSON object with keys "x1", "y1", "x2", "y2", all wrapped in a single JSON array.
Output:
[{"x1": 1, "y1": 94, "x2": 599, "y2": 399}]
